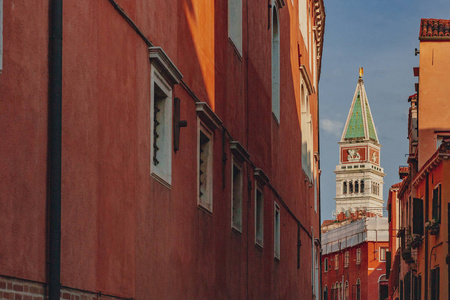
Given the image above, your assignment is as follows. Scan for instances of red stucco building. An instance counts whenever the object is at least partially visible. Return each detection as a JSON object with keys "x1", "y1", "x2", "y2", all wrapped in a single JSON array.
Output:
[
  {"x1": 0, "y1": 0, "x2": 325, "y2": 299},
  {"x1": 386, "y1": 18, "x2": 450, "y2": 300}
]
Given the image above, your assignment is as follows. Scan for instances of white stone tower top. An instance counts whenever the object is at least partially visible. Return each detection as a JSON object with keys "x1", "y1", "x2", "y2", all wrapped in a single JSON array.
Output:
[{"x1": 334, "y1": 70, "x2": 385, "y2": 216}]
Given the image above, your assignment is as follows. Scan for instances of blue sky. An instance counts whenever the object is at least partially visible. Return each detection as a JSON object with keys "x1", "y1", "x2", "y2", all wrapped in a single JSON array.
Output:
[{"x1": 319, "y1": 0, "x2": 450, "y2": 221}]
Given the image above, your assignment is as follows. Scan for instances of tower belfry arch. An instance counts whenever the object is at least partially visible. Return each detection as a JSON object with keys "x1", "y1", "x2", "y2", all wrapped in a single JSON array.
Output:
[{"x1": 334, "y1": 70, "x2": 385, "y2": 216}]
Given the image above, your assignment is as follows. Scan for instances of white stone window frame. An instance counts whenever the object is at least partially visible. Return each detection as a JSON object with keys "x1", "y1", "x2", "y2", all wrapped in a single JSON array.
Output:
[
  {"x1": 274, "y1": 202, "x2": 281, "y2": 260},
  {"x1": 228, "y1": 0, "x2": 243, "y2": 56},
  {"x1": 231, "y1": 157, "x2": 243, "y2": 232},
  {"x1": 197, "y1": 121, "x2": 214, "y2": 213},
  {"x1": 334, "y1": 254, "x2": 339, "y2": 270},
  {"x1": 344, "y1": 251, "x2": 349, "y2": 268},
  {"x1": 271, "y1": 0, "x2": 281, "y2": 123},
  {"x1": 379, "y1": 247, "x2": 386, "y2": 262},
  {"x1": 150, "y1": 66, "x2": 173, "y2": 187},
  {"x1": 356, "y1": 248, "x2": 361, "y2": 265},
  {"x1": 149, "y1": 47, "x2": 183, "y2": 188},
  {"x1": 255, "y1": 182, "x2": 264, "y2": 248},
  {"x1": 195, "y1": 102, "x2": 222, "y2": 214}
]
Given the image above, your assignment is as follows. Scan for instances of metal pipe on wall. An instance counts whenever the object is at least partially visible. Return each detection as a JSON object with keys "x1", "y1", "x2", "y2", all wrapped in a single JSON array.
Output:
[{"x1": 48, "y1": 0, "x2": 63, "y2": 299}]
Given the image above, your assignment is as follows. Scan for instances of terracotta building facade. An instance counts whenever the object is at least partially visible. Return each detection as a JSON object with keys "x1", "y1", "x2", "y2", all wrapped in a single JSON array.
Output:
[
  {"x1": 386, "y1": 18, "x2": 450, "y2": 300},
  {"x1": 0, "y1": 0, "x2": 325, "y2": 299}
]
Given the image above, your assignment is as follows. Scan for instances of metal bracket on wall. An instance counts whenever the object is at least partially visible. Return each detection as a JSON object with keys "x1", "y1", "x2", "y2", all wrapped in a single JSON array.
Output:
[{"x1": 173, "y1": 97, "x2": 187, "y2": 152}]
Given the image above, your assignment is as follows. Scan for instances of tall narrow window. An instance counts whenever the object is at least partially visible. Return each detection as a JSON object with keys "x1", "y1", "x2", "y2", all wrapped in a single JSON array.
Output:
[
  {"x1": 431, "y1": 268, "x2": 440, "y2": 300},
  {"x1": 271, "y1": 4, "x2": 280, "y2": 122},
  {"x1": 231, "y1": 160, "x2": 243, "y2": 231},
  {"x1": 344, "y1": 251, "x2": 349, "y2": 268},
  {"x1": 334, "y1": 254, "x2": 339, "y2": 270},
  {"x1": 345, "y1": 281, "x2": 349, "y2": 300},
  {"x1": 255, "y1": 184, "x2": 264, "y2": 247},
  {"x1": 379, "y1": 247, "x2": 386, "y2": 262},
  {"x1": 323, "y1": 286, "x2": 328, "y2": 300},
  {"x1": 228, "y1": 0, "x2": 242, "y2": 55},
  {"x1": 432, "y1": 184, "x2": 441, "y2": 223},
  {"x1": 198, "y1": 124, "x2": 213, "y2": 212},
  {"x1": 355, "y1": 181, "x2": 359, "y2": 193},
  {"x1": 356, "y1": 279, "x2": 361, "y2": 300},
  {"x1": 324, "y1": 258, "x2": 328, "y2": 272},
  {"x1": 349, "y1": 181, "x2": 353, "y2": 193},
  {"x1": 150, "y1": 68, "x2": 173, "y2": 187},
  {"x1": 360, "y1": 180, "x2": 364, "y2": 193},
  {"x1": 356, "y1": 248, "x2": 361, "y2": 265},
  {"x1": 343, "y1": 182, "x2": 347, "y2": 194},
  {"x1": 274, "y1": 203, "x2": 280, "y2": 259}
]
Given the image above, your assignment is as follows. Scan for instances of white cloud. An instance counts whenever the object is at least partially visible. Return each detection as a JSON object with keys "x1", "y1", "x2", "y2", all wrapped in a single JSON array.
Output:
[{"x1": 321, "y1": 119, "x2": 344, "y2": 138}]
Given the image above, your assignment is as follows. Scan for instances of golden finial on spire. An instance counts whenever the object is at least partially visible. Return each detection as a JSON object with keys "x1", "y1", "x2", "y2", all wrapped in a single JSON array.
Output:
[{"x1": 359, "y1": 67, "x2": 364, "y2": 78}]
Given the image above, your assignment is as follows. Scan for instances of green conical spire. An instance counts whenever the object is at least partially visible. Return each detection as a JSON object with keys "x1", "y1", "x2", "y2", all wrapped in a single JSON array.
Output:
[{"x1": 341, "y1": 74, "x2": 379, "y2": 143}]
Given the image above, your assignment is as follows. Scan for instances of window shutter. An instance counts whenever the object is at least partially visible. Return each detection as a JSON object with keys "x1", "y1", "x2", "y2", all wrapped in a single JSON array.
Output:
[{"x1": 413, "y1": 198, "x2": 424, "y2": 235}]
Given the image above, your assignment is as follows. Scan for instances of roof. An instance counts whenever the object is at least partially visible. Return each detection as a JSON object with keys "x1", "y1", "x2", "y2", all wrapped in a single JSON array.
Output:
[
  {"x1": 321, "y1": 217, "x2": 388, "y2": 254},
  {"x1": 420, "y1": 19, "x2": 450, "y2": 39},
  {"x1": 341, "y1": 75, "x2": 379, "y2": 143},
  {"x1": 391, "y1": 181, "x2": 403, "y2": 189}
]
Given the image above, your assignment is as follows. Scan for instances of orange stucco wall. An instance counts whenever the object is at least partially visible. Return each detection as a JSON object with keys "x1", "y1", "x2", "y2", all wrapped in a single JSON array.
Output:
[{"x1": 418, "y1": 41, "x2": 450, "y2": 169}]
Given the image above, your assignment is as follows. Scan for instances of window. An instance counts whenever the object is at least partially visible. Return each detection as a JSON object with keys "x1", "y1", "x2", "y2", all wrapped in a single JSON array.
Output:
[
  {"x1": 324, "y1": 258, "x2": 328, "y2": 272},
  {"x1": 349, "y1": 181, "x2": 353, "y2": 193},
  {"x1": 228, "y1": 0, "x2": 242, "y2": 55},
  {"x1": 432, "y1": 184, "x2": 441, "y2": 223},
  {"x1": 355, "y1": 279, "x2": 361, "y2": 300},
  {"x1": 343, "y1": 182, "x2": 347, "y2": 194},
  {"x1": 360, "y1": 180, "x2": 364, "y2": 193},
  {"x1": 274, "y1": 203, "x2": 280, "y2": 259},
  {"x1": 255, "y1": 183, "x2": 264, "y2": 247},
  {"x1": 431, "y1": 267, "x2": 440, "y2": 300},
  {"x1": 344, "y1": 281, "x2": 349, "y2": 300},
  {"x1": 149, "y1": 47, "x2": 182, "y2": 187},
  {"x1": 323, "y1": 286, "x2": 328, "y2": 300},
  {"x1": 334, "y1": 254, "x2": 339, "y2": 270},
  {"x1": 356, "y1": 248, "x2": 361, "y2": 265},
  {"x1": 355, "y1": 181, "x2": 359, "y2": 193},
  {"x1": 150, "y1": 65, "x2": 175, "y2": 186},
  {"x1": 271, "y1": 2, "x2": 280, "y2": 122},
  {"x1": 301, "y1": 83, "x2": 313, "y2": 178},
  {"x1": 231, "y1": 160, "x2": 243, "y2": 231},
  {"x1": 344, "y1": 251, "x2": 349, "y2": 268},
  {"x1": 379, "y1": 247, "x2": 387, "y2": 262},
  {"x1": 198, "y1": 124, "x2": 213, "y2": 212},
  {"x1": 412, "y1": 198, "x2": 424, "y2": 235}
]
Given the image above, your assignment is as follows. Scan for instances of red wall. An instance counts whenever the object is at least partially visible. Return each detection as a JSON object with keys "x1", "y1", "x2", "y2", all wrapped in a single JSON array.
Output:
[
  {"x1": 0, "y1": 0, "x2": 322, "y2": 299},
  {"x1": 322, "y1": 241, "x2": 388, "y2": 299}
]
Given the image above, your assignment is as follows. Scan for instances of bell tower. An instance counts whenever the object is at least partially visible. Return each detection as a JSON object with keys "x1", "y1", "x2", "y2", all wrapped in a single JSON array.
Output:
[{"x1": 334, "y1": 69, "x2": 385, "y2": 216}]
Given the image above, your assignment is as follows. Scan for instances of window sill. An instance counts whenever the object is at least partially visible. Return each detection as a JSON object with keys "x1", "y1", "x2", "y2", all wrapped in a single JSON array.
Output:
[
  {"x1": 274, "y1": 255, "x2": 280, "y2": 263},
  {"x1": 197, "y1": 203, "x2": 213, "y2": 215},
  {"x1": 228, "y1": 37, "x2": 243, "y2": 61},
  {"x1": 272, "y1": 112, "x2": 280, "y2": 126},
  {"x1": 151, "y1": 172, "x2": 171, "y2": 190},
  {"x1": 232, "y1": 226, "x2": 242, "y2": 235},
  {"x1": 255, "y1": 242, "x2": 264, "y2": 251}
]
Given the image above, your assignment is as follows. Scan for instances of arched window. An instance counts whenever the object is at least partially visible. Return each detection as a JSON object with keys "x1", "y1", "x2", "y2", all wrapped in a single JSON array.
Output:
[
  {"x1": 343, "y1": 182, "x2": 347, "y2": 194},
  {"x1": 331, "y1": 284, "x2": 335, "y2": 300},
  {"x1": 356, "y1": 278, "x2": 361, "y2": 300},
  {"x1": 271, "y1": 3, "x2": 280, "y2": 122},
  {"x1": 324, "y1": 285, "x2": 328, "y2": 300},
  {"x1": 345, "y1": 281, "x2": 349, "y2": 300},
  {"x1": 360, "y1": 180, "x2": 364, "y2": 193},
  {"x1": 349, "y1": 181, "x2": 353, "y2": 193},
  {"x1": 355, "y1": 181, "x2": 359, "y2": 193}
]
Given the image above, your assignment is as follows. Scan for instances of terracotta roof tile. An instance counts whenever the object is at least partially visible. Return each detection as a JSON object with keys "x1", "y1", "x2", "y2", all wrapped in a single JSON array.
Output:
[
  {"x1": 420, "y1": 19, "x2": 450, "y2": 39},
  {"x1": 391, "y1": 181, "x2": 403, "y2": 189}
]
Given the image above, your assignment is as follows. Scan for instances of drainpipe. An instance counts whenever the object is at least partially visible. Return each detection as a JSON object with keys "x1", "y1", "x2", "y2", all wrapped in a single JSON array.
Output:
[{"x1": 48, "y1": 0, "x2": 62, "y2": 299}]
